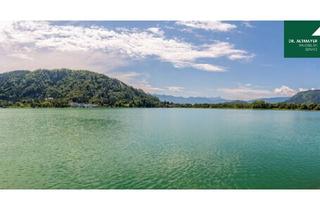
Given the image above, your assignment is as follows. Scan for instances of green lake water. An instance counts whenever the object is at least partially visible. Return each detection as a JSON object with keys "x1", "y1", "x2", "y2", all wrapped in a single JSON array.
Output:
[{"x1": 0, "y1": 108, "x2": 319, "y2": 189}]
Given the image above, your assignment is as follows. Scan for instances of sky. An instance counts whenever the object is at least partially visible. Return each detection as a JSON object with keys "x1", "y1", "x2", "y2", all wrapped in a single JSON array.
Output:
[{"x1": 0, "y1": 21, "x2": 319, "y2": 100}]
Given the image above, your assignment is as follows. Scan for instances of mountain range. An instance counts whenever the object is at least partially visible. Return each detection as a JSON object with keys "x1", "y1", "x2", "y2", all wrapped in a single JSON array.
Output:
[
  {"x1": 287, "y1": 90, "x2": 320, "y2": 104},
  {"x1": 155, "y1": 94, "x2": 290, "y2": 104},
  {"x1": 1, "y1": 69, "x2": 320, "y2": 107},
  {"x1": 154, "y1": 94, "x2": 229, "y2": 104}
]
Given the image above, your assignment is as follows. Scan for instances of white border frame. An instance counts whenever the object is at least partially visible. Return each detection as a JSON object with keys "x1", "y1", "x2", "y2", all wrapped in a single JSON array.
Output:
[{"x1": 1, "y1": 0, "x2": 320, "y2": 209}]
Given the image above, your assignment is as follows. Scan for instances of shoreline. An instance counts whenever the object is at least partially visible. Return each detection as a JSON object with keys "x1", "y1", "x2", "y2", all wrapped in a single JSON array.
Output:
[{"x1": 1, "y1": 106, "x2": 320, "y2": 112}]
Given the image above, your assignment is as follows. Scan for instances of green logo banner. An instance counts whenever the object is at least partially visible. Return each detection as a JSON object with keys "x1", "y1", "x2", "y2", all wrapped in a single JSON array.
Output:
[{"x1": 284, "y1": 21, "x2": 320, "y2": 57}]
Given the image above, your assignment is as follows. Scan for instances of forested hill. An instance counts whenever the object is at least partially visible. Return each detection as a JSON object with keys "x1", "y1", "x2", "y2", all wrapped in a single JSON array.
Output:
[
  {"x1": 286, "y1": 90, "x2": 320, "y2": 104},
  {"x1": 0, "y1": 69, "x2": 160, "y2": 107}
]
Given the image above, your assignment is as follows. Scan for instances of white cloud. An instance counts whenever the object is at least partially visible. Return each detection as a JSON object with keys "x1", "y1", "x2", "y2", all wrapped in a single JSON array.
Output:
[
  {"x1": 134, "y1": 79, "x2": 164, "y2": 93},
  {"x1": 273, "y1": 85, "x2": 296, "y2": 96},
  {"x1": 188, "y1": 63, "x2": 225, "y2": 72},
  {"x1": 174, "y1": 62, "x2": 225, "y2": 72},
  {"x1": 176, "y1": 21, "x2": 237, "y2": 32},
  {"x1": 167, "y1": 86, "x2": 184, "y2": 92},
  {"x1": 113, "y1": 74, "x2": 186, "y2": 94},
  {"x1": 147, "y1": 27, "x2": 164, "y2": 36},
  {"x1": 218, "y1": 85, "x2": 306, "y2": 100},
  {"x1": 8, "y1": 53, "x2": 33, "y2": 60},
  {"x1": 79, "y1": 70, "x2": 185, "y2": 95},
  {"x1": 298, "y1": 87, "x2": 315, "y2": 92},
  {"x1": 107, "y1": 71, "x2": 164, "y2": 93},
  {"x1": 0, "y1": 49, "x2": 127, "y2": 73},
  {"x1": 108, "y1": 71, "x2": 142, "y2": 84},
  {"x1": 218, "y1": 86, "x2": 273, "y2": 100},
  {"x1": 242, "y1": 22, "x2": 254, "y2": 28},
  {"x1": 0, "y1": 21, "x2": 253, "y2": 73},
  {"x1": 298, "y1": 88, "x2": 308, "y2": 92}
]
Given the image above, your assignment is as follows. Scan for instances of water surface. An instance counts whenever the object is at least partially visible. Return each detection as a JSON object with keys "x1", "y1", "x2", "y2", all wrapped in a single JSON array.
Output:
[{"x1": 0, "y1": 108, "x2": 319, "y2": 188}]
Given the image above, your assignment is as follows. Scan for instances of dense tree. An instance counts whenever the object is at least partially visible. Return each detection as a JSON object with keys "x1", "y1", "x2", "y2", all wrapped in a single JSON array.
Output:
[
  {"x1": 159, "y1": 101, "x2": 320, "y2": 111},
  {"x1": 287, "y1": 90, "x2": 320, "y2": 104},
  {"x1": 1, "y1": 69, "x2": 320, "y2": 111},
  {"x1": 0, "y1": 69, "x2": 160, "y2": 108}
]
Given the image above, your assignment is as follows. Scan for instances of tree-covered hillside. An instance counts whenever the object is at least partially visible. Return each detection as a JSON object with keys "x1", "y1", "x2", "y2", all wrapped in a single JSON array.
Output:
[
  {"x1": 0, "y1": 69, "x2": 160, "y2": 107},
  {"x1": 1, "y1": 69, "x2": 320, "y2": 110},
  {"x1": 286, "y1": 90, "x2": 320, "y2": 104}
]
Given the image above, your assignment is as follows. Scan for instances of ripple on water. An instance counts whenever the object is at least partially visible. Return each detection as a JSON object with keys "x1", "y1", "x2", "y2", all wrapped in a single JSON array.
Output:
[{"x1": 1, "y1": 108, "x2": 320, "y2": 189}]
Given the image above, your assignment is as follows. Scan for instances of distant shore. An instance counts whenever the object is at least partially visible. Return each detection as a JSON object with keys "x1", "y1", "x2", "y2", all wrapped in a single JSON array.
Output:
[{"x1": 1, "y1": 99, "x2": 320, "y2": 111}]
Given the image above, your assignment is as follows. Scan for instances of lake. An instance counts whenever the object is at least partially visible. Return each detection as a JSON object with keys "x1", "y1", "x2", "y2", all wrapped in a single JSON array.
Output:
[{"x1": 0, "y1": 108, "x2": 319, "y2": 189}]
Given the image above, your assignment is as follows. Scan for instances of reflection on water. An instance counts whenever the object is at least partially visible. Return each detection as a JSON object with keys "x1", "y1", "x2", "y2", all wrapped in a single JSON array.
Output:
[{"x1": 0, "y1": 108, "x2": 320, "y2": 189}]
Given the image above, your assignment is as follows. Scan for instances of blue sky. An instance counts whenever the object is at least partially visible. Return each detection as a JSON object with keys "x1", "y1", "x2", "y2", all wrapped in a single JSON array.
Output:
[{"x1": 0, "y1": 21, "x2": 319, "y2": 99}]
